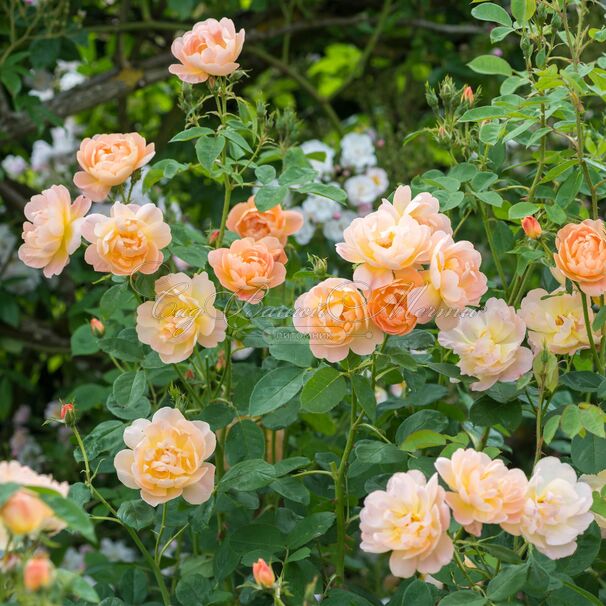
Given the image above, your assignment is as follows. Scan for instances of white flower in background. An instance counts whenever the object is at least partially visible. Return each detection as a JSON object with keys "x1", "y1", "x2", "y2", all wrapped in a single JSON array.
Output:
[
  {"x1": 323, "y1": 209, "x2": 357, "y2": 242},
  {"x1": 344, "y1": 174, "x2": 377, "y2": 207},
  {"x1": 2, "y1": 155, "x2": 27, "y2": 178},
  {"x1": 301, "y1": 139, "x2": 335, "y2": 179},
  {"x1": 57, "y1": 61, "x2": 86, "y2": 92},
  {"x1": 100, "y1": 538, "x2": 137, "y2": 563},
  {"x1": 302, "y1": 193, "x2": 340, "y2": 223},
  {"x1": 367, "y1": 167, "x2": 389, "y2": 197},
  {"x1": 31, "y1": 118, "x2": 81, "y2": 174},
  {"x1": 340, "y1": 132, "x2": 376, "y2": 172},
  {"x1": 294, "y1": 209, "x2": 315, "y2": 245},
  {"x1": 232, "y1": 340, "x2": 254, "y2": 361}
]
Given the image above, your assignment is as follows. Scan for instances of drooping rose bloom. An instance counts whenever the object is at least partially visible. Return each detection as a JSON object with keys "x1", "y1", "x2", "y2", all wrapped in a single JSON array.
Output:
[
  {"x1": 0, "y1": 461, "x2": 69, "y2": 548},
  {"x1": 435, "y1": 448, "x2": 528, "y2": 536},
  {"x1": 169, "y1": 18, "x2": 245, "y2": 84},
  {"x1": 23, "y1": 553, "x2": 54, "y2": 592},
  {"x1": 136, "y1": 272, "x2": 227, "y2": 364},
  {"x1": 381, "y1": 185, "x2": 452, "y2": 235},
  {"x1": 114, "y1": 407, "x2": 216, "y2": 506},
  {"x1": 359, "y1": 471, "x2": 453, "y2": 578},
  {"x1": 554, "y1": 219, "x2": 606, "y2": 296},
  {"x1": 580, "y1": 470, "x2": 606, "y2": 537},
  {"x1": 367, "y1": 269, "x2": 423, "y2": 335},
  {"x1": 408, "y1": 235, "x2": 488, "y2": 327},
  {"x1": 252, "y1": 558, "x2": 275, "y2": 588},
  {"x1": 293, "y1": 278, "x2": 383, "y2": 362},
  {"x1": 73, "y1": 133, "x2": 155, "y2": 202},
  {"x1": 226, "y1": 196, "x2": 303, "y2": 244},
  {"x1": 208, "y1": 236, "x2": 286, "y2": 304},
  {"x1": 502, "y1": 457, "x2": 593, "y2": 559},
  {"x1": 438, "y1": 298, "x2": 533, "y2": 391},
  {"x1": 82, "y1": 202, "x2": 171, "y2": 275},
  {"x1": 519, "y1": 288, "x2": 601, "y2": 355},
  {"x1": 18, "y1": 185, "x2": 91, "y2": 278}
]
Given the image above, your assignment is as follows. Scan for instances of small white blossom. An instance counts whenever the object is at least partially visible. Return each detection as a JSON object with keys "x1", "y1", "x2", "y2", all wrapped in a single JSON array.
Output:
[
  {"x1": 301, "y1": 139, "x2": 335, "y2": 179},
  {"x1": 366, "y1": 167, "x2": 389, "y2": 197},
  {"x1": 323, "y1": 210, "x2": 357, "y2": 242},
  {"x1": 293, "y1": 209, "x2": 315, "y2": 245},
  {"x1": 302, "y1": 193, "x2": 340, "y2": 223},
  {"x1": 1, "y1": 155, "x2": 27, "y2": 178},
  {"x1": 340, "y1": 132, "x2": 376, "y2": 172},
  {"x1": 344, "y1": 174, "x2": 377, "y2": 207}
]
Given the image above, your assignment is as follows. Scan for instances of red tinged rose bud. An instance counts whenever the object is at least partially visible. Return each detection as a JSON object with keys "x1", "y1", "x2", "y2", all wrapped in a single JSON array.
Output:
[
  {"x1": 462, "y1": 86, "x2": 474, "y2": 105},
  {"x1": 209, "y1": 229, "x2": 220, "y2": 244},
  {"x1": 90, "y1": 318, "x2": 105, "y2": 336},
  {"x1": 252, "y1": 558, "x2": 275, "y2": 588},
  {"x1": 184, "y1": 369, "x2": 195, "y2": 381},
  {"x1": 60, "y1": 403, "x2": 76, "y2": 426},
  {"x1": 23, "y1": 553, "x2": 54, "y2": 592},
  {"x1": 60, "y1": 403, "x2": 74, "y2": 420},
  {"x1": 521, "y1": 216, "x2": 542, "y2": 239}
]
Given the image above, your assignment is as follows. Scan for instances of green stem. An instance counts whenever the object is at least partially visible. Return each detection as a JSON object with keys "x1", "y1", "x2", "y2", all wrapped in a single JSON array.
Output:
[
  {"x1": 478, "y1": 202, "x2": 508, "y2": 293},
  {"x1": 155, "y1": 503, "x2": 168, "y2": 563},
  {"x1": 580, "y1": 291, "x2": 604, "y2": 374}
]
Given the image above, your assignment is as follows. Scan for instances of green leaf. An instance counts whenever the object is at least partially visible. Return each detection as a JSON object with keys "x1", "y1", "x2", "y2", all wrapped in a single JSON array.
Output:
[
  {"x1": 169, "y1": 126, "x2": 213, "y2": 142},
  {"x1": 471, "y1": 2, "x2": 513, "y2": 27},
  {"x1": 254, "y1": 165, "x2": 276, "y2": 184},
  {"x1": 219, "y1": 459, "x2": 276, "y2": 492},
  {"x1": 71, "y1": 324, "x2": 100, "y2": 356},
  {"x1": 298, "y1": 182, "x2": 347, "y2": 203},
  {"x1": 195, "y1": 135, "x2": 225, "y2": 172},
  {"x1": 487, "y1": 563, "x2": 528, "y2": 600},
  {"x1": 402, "y1": 580, "x2": 433, "y2": 605},
  {"x1": 176, "y1": 574, "x2": 211, "y2": 605},
  {"x1": 561, "y1": 372, "x2": 604, "y2": 392},
  {"x1": 287, "y1": 512, "x2": 336, "y2": 549},
  {"x1": 351, "y1": 375, "x2": 376, "y2": 421},
  {"x1": 249, "y1": 366, "x2": 305, "y2": 416},
  {"x1": 439, "y1": 591, "x2": 487, "y2": 606},
  {"x1": 580, "y1": 405, "x2": 605, "y2": 438},
  {"x1": 55, "y1": 570, "x2": 100, "y2": 603},
  {"x1": 396, "y1": 410, "x2": 449, "y2": 444},
  {"x1": 225, "y1": 420, "x2": 265, "y2": 465},
  {"x1": 300, "y1": 367, "x2": 347, "y2": 413},
  {"x1": 119, "y1": 568, "x2": 148, "y2": 604},
  {"x1": 400, "y1": 430, "x2": 447, "y2": 452},
  {"x1": 571, "y1": 434, "x2": 606, "y2": 474},
  {"x1": 543, "y1": 414, "x2": 561, "y2": 444},
  {"x1": 229, "y1": 523, "x2": 285, "y2": 554},
  {"x1": 254, "y1": 184, "x2": 290, "y2": 211},
  {"x1": 265, "y1": 327, "x2": 314, "y2": 368},
  {"x1": 459, "y1": 106, "x2": 509, "y2": 122},
  {"x1": 561, "y1": 404, "x2": 583, "y2": 438},
  {"x1": 117, "y1": 499, "x2": 155, "y2": 530},
  {"x1": 32, "y1": 489, "x2": 95, "y2": 542},
  {"x1": 467, "y1": 55, "x2": 513, "y2": 77},
  {"x1": 508, "y1": 202, "x2": 540, "y2": 219},
  {"x1": 113, "y1": 371, "x2": 146, "y2": 407},
  {"x1": 270, "y1": 476, "x2": 309, "y2": 504},
  {"x1": 512, "y1": 0, "x2": 537, "y2": 24},
  {"x1": 556, "y1": 523, "x2": 601, "y2": 577},
  {"x1": 470, "y1": 398, "x2": 522, "y2": 431},
  {"x1": 143, "y1": 159, "x2": 188, "y2": 189}
]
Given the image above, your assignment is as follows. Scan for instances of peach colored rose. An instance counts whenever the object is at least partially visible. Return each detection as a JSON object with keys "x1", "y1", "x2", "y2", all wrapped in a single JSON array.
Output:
[
  {"x1": 293, "y1": 278, "x2": 383, "y2": 362},
  {"x1": 0, "y1": 461, "x2": 69, "y2": 549},
  {"x1": 435, "y1": 448, "x2": 528, "y2": 537},
  {"x1": 381, "y1": 185, "x2": 452, "y2": 235},
  {"x1": 208, "y1": 236, "x2": 286, "y2": 304},
  {"x1": 136, "y1": 272, "x2": 227, "y2": 364},
  {"x1": 114, "y1": 407, "x2": 216, "y2": 506},
  {"x1": 226, "y1": 196, "x2": 303, "y2": 244},
  {"x1": 82, "y1": 202, "x2": 171, "y2": 275},
  {"x1": 519, "y1": 288, "x2": 600, "y2": 355},
  {"x1": 438, "y1": 298, "x2": 533, "y2": 391},
  {"x1": 359, "y1": 471, "x2": 453, "y2": 578},
  {"x1": 580, "y1": 470, "x2": 606, "y2": 537},
  {"x1": 252, "y1": 558, "x2": 275, "y2": 588},
  {"x1": 367, "y1": 269, "x2": 424, "y2": 336},
  {"x1": 502, "y1": 457, "x2": 593, "y2": 559},
  {"x1": 554, "y1": 219, "x2": 606, "y2": 296},
  {"x1": 169, "y1": 18, "x2": 245, "y2": 84},
  {"x1": 408, "y1": 235, "x2": 488, "y2": 327},
  {"x1": 521, "y1": 216, "x2": 541, "y2": 239},
  {"x1": 23, "y1": 553, "x2": 54, "y2": 592},
  {"x1": 18, "y1": 185, "x2": 91, "y2": 278},
  {"x1": 73, "y1": 133, "x2": 155, "y2": 202}
]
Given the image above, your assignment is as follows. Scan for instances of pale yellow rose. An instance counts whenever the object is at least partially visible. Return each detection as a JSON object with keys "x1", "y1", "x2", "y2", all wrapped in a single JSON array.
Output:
[
  {"x1": 519, "y1": 288, "x2": 600, "y2": 355},
  {"x1": 502, "y1": 457, "x2": 593, "y2": 559},
  {"x1": 435, "y1": 448, "x2": 528, "y2": 536},
  {"x1": 359, "y1": 471, "x2": 453, "y2": 578},
  {"x1": 18, "y1": 185, "x2": 91, "y2": 278},
  {"x1": 136, "y1": 272, "x2": 227, "y2": 364},
  {"x1": 114, "y1": 407, "x2": 216, "y2": 506},
  {"x1": 82, "y1": 202, "x2": 171, "y2": 275}
]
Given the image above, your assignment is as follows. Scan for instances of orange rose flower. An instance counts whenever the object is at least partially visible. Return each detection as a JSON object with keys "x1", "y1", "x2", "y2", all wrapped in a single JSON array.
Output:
[
  {"x1": 226, "y1": 196, "x2": 303, "y2": 244},
  {"x1": 23, "y1": 553, "x2": 54, "y2": 592},
  {"x1": 367, "y1": 269, "x2": 423, "y2": 335},
  {"x1": 554, "y1": 219, "x2": 606, "y2": 296},
  {"x1": 73, "y1": 133, "x2": 155, "y2": 202},
  {"x1": 208, "y1": 236, "x2": 286, "y2": 304}
]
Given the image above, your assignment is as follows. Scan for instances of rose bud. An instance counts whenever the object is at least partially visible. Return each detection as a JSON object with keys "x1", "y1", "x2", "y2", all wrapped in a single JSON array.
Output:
[
  {"x1": 90, "y1": 318, "x2": 105, "y2": 336},
  {"x1": 23, "y1": 553, "x2": 54, "y2": 592},
  {"x1": 521, "y1": 216, "x2": 542, "y2": 239},
  {"x1": 60, "y1": 403, "x2": 76, "y2": 425},
  {"x1": 1, "y1": 491, "x2": 49, "y2": 535},
  {"x1": 252, "y1": 558, "x2": 275, "y2": 588},
  {"x1": 461, "y1": 86, "x2": 474, "y2": 105}
]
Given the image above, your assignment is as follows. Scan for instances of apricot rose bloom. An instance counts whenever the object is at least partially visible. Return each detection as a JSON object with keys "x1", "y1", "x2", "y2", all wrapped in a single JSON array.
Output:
[
  {"x1": 0, "y1": 461, "x2": 69, "y2": 548},
  {"x1": 359, "y1": 471, "x2": 453, "y2": 578},
  {"x1": 408, "y1": 235, "x2": 488, "y2": 326},
  {"x1": 136, "y1": 272, "x2": 227, "y2": 364},
  {"x1": 502, "y1": 458, "x2": 593, "y2": 559},
  {"x1": 554, "y1": 219, "x2": 606, "y2": 296},
  {"x1": 519, "y1": 288, "x2": 600, "y2": 355},
  {"x1": 208, "y1": 236, "x2": 286, "y2": 304},
  {"x1": 18, "y1": 185, "x2": 91, "y2": 278},
  {"x1": 73, "y1": 133, "x2": 155, "y2": 202},
  {"x1": 169, "y1": 18, "x2": 245, "y2": 84},
  {"x1": 226, "y1": 196, "x2": 303, "y2": 244},
  {"x1": 438, "y1": 298, "x2": 533, "y2": 391},
  {"x1": 367, "y1": 269, "x2": 423, "y2": 335},
  {"x1": 580, "y1": 470, "x2": 606, "y2": 537},
  {"x1": 293, "y1": 278, "x2": 383, "y2": 362},
  {"x1": 435, "y1": 448, "x2": 528, "y2": 537},
  {"x1": 82, "y1": 202, "x2": 171, "y2": 275},
  {"x1": 114, "y1": 407, "x2": 216, "y2": 506}
]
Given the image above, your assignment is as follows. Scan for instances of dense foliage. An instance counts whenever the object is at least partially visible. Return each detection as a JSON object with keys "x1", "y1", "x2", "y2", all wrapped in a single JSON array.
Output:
[{"x1": 1, "y1": 1, "x2": 606, "y2": 605}]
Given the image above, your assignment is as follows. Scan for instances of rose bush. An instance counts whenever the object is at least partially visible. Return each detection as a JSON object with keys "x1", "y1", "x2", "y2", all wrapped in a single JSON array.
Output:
[{"x1": 1, "y1": 2, "x2": 606, "y2": 606}]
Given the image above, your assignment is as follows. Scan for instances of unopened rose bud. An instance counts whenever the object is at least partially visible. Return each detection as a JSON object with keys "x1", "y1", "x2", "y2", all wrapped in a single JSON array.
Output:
[
  {"x1": 521, "y1": 216, "x2": 542, "y2": 239},
  {"x1": 461, "y1": 86, "x2": 474, "y2": 105},
  {"x1": 90, "y1": 318, "x2": 105, "y2": 336},
  {"x1": 184, "y1": 369, "x2": 195, "y2": 381},
  {"x1": 308, "y1": 254, "x2": 327, "y2": 278},
  {"x1": 253, "y1": 558, "x2": 275, "y2": 588},
  {"x1": 23, "y1": 553, "x2": 54, "y2": 592},
  {"x1": 209, "y1": 229, "x2": 220, "y2": 245},
  {"x1": 1, "y1": 491, "x2": 48, "y2": 535},
  {"x1": 60, "y1": 403, "x2": 76, "y2": 425}
]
